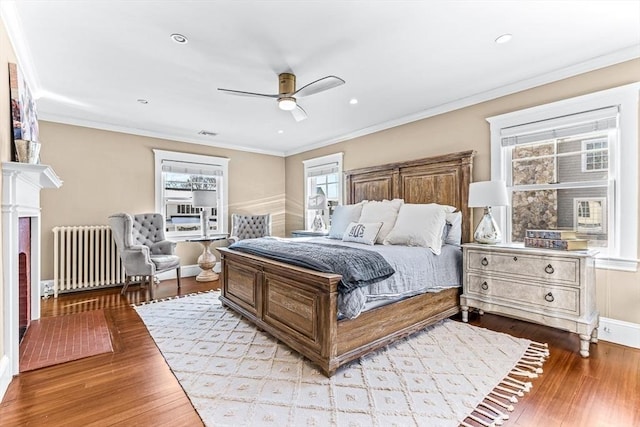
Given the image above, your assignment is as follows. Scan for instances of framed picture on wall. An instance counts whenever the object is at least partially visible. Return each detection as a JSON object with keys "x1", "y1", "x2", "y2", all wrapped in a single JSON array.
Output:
[{"x1": 8, "y1": 62, "x2": 39, "y2": 161}]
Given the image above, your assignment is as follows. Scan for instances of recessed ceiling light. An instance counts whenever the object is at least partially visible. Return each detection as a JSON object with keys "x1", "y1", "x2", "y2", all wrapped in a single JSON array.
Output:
[
  {"x1": 349, "y1": 98, "x2": 358, "y2": 105},
  {"x1": 170, "y1": 33, "x2": 188, "y2": 44},
  {"x1": 277, "y1": 130, "x2": 284, "y2": 134},
  {"x1": 495, "y1": 33, "x2": 513, "y2": 44},
  {"x1": 137, "y1": 99, "x2": 148, "y2": 104}
]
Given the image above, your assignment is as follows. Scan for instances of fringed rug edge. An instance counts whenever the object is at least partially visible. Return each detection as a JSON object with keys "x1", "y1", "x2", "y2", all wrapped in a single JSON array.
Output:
[{"x1": 460, "y1": 341, "x2": 550, "y2": 427}]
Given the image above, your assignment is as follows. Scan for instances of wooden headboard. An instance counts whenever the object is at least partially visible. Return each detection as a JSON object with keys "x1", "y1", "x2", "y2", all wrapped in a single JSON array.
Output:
[{"x1": 344, "y1": 150, "x2": 475, "y2": 243}]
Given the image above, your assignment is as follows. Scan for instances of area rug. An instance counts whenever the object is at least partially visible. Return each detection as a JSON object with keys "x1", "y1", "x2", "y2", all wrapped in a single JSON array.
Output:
[
  {"x1": 135, "y1": 292, "x2": 548, "y2": 427},
  {"x1": 19, "y1": 310, "x2": 113, "y2": 372}
]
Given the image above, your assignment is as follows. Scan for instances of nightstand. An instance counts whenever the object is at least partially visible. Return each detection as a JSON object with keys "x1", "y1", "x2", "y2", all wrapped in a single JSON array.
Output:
[
  {"x1": 461, "y1": 243, "x2": 599, "y2": 357},
  {"x1": 291, "y1": 230, "x2": 329, "y2": 237}
]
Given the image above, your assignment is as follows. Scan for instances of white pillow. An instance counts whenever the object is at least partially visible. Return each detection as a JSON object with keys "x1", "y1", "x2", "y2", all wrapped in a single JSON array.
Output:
[
  {"x1": 444, "y1": 211, "x2": 462, "y2": 245},
  {"x1": 342, "y1": 222, "x2": 383, "y2": 246},
  {"x1": 358, "y1": 199, "x2": 404, "y2": 244},
  {"x1": 328, "y1": 203, "x2": 365, "y2": 239},
  {"x1": 383, "y1": 203, "x2": 447, "y2": 254}
]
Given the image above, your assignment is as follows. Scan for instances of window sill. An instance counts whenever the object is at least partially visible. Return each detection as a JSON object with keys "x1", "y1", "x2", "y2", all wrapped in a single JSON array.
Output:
[{"x1": 594, "y1": 256, "x2": 638, "y2": 272}]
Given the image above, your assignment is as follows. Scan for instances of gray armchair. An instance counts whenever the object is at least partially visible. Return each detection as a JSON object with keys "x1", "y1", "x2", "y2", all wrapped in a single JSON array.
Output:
[
  {"x1": 109, "y1": 213, "x2": 181, "y2": 299},
  {"x1": 228, "y1": 213, "x2": 272, "y2": 244}
]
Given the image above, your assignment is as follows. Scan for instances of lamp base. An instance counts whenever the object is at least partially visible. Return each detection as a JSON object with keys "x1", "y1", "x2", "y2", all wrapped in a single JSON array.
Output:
[
  {"x1": 200, "y1": 210, "x2": 209, "y2": 238},
  {"x1": 474, "y1": 207, "x2": 502, "y2": 244},
  {"x1": 311, "y1": 213, "x2": 325, "y2": 232}
]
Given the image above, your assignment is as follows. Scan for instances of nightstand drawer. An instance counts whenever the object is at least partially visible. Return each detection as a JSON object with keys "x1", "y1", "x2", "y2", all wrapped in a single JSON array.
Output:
[
  {"x1": 467, "y1": 274, "x2": 579, "y2": 315},
  {"x1": 466, "y1": 249, "x2": 579, "y2": 286}
]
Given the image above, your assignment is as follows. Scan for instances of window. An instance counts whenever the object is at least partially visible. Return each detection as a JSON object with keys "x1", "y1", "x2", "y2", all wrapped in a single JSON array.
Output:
[
  {"x1": 575, "y1": 198, "x2": 606, "y2": 234},
  {"x1": 582, "y1": 138, "x2": 608, "y2": 172},
  {"x1": 302, "y1": 153, "x2": 343, "y2": 230},
  {"x1": 154, "y1": 150, "x2": 229, "y2": 240},
  {"x1": 488, "y1": 83, "x2": 639, "y2": 271}
]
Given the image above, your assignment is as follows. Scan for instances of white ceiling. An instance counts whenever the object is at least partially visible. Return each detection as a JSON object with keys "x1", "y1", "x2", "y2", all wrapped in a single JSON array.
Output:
[{"x1": 2, "y1": 1, "x2": 639, "y2": 156}]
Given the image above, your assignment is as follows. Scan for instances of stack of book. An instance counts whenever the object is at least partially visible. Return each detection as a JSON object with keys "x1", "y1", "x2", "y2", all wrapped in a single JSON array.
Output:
[{"x1": 524, "y1": 229, "x2": 588, "y2": 251}]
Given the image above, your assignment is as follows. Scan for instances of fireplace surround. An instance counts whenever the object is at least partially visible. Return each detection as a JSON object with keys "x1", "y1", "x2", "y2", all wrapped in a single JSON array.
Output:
[{"x1": 1, "y1": 162, "x2": 62, "y2": 397}]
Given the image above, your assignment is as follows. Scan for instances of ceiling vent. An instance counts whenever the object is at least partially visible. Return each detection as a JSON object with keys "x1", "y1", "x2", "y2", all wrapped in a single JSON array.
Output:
[{"x1": 198, "y1": 130, "x2": 217, "y2": 137}]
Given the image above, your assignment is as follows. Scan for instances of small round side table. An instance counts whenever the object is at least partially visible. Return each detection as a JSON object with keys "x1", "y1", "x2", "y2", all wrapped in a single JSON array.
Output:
[{"x1": 188, "y1": 235, "x2": 228, "y2": 282}]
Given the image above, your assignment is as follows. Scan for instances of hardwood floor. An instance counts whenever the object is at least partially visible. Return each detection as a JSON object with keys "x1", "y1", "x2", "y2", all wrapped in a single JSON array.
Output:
[
  {"x1": 1, "y1": 278, "x2": 215, "y2": 427},
  {"x1": 1, "y1": 279, "x2": 638, "y2": 426}
]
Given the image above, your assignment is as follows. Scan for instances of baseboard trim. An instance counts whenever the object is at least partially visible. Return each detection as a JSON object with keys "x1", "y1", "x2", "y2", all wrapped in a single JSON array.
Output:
[
  {"x1": 0, "y1": 355, "x2": 13, "y2": 402},
  {"x1": 599, "y1": 317, "x2": 640, "y2": 349}
]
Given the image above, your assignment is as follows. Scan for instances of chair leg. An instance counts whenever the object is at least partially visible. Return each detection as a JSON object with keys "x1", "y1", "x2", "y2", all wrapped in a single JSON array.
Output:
[
  {"x1": 146, "y1": 275, "x2": 154, "y2": 300},
  {"x1": 121, "y1": 276, "x2": 131, "y2": 295},
  {"x1": 176, "y1": 266, "x2": 182, "y2": 289}
]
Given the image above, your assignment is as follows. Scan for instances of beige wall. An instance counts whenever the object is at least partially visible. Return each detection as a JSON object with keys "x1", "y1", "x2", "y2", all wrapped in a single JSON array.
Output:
[
  {"x1": 38, "y1": 121, "x2": 286, "y2": 279},
  {"x1": 0, "y1": 14, "x2": 18, "y2": 371},
  {"x1": 285, "y1": 59, "x2": 640, "y2": 324}
]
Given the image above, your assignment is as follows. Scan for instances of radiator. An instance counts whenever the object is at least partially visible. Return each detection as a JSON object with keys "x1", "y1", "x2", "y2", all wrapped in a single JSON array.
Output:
[{"x1": 52, "y1": 225, "x2": 125, "y2": 296}]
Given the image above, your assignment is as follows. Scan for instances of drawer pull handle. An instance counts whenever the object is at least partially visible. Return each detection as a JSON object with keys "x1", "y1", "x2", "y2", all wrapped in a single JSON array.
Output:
[
  {"x1": 481, "y1": 282, "x2": 489, "y2": 290},
  {"x1": 545, "y1": 264, "x2": 555, "y2": 274},
  {"x1": 513, "y1": 256, "x2": 518, "y2": 261},
  {"x1": 481, "y1": 257, "x2": 489, "y2": 266},
  {"x1": 544, "y1": 292, "x2": 555, "y2": 302}
]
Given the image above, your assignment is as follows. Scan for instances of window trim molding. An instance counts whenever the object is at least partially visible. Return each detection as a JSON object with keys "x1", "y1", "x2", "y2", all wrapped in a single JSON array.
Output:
[
  {"x1": 153, "y1": 149, "x2": 230, "y2": 240},
  {"x1": 487, "y1": 82, "x2": 639, "y2": 271},
  {"x1": 302, "y1": 153, "x2": 343, "y2": 229}
]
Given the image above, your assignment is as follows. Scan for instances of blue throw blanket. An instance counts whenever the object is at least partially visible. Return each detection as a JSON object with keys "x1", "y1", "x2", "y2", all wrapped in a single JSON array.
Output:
[{"x1": 228, "y1": 238, "x2": 395, "y2": 294}]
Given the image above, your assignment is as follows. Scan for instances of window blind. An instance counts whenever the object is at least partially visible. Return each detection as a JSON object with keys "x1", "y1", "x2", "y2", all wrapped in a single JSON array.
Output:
[
  {"x1": 306, "y1": 161, "x2": 339, "y2": 178},
  {"x1": 161, "y1": 160, "x2": 223, "y2": 176},
  {"x1": 501, "y1": 106, "x2": 618, "y2": 147}
]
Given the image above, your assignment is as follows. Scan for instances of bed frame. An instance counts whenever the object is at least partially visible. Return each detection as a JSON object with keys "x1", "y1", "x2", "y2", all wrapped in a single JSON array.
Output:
[{"x1": 219, "y1": 150, "x2": 475, "y2": 376}]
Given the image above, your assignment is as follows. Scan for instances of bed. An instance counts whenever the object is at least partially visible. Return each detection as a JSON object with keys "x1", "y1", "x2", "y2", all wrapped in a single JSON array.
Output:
[{"x1": 218, "y1": 150, "x2": 475, "y2": 376}]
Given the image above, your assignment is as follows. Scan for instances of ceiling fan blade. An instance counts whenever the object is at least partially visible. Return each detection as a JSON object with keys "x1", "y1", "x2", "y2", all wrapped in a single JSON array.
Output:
[
  {"x1": 293, "y1": 75, "x2": 345, "y2": 98},
  {"x1": 217, "y1": 88, "x2": 280, "y2": 98},
  {"x1": 291, "y1": 104, "x2": 308, "y2": 122}
]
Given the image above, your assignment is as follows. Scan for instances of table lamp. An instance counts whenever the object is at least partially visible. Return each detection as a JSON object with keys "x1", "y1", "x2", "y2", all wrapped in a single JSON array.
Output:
[
  {"x1": 307, "y1": 191, "x2": 327, "y2": 232},
  {"x1": 192, "y1": 189, "x2": 217, "y2": 238},
  {"x1": 468, "y1": 180, "x2": 509, "y2": 244}
]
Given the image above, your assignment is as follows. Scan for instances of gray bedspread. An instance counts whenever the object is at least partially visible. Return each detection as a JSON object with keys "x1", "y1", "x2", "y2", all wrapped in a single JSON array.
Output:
[{"x1": 228, "y1": 237, "x2": 395, "y2": 294}]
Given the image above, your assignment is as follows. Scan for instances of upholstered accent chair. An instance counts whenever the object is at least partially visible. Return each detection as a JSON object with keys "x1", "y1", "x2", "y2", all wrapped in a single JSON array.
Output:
[
  {"x1": 109, "y1": 213, "x2": 181, "y2": 299},
  {"x1": 228, "y1": 213, "x2": 272, "y2": 244}
]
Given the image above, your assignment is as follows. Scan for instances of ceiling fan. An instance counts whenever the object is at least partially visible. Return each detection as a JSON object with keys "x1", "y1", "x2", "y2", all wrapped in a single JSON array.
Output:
[{"x1": 218, "y1": 73, "x2": 345, "y2": 122}]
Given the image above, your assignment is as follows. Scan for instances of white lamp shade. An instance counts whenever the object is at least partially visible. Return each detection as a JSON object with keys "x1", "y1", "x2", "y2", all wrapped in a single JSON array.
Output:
[
  {"x1": 192, "y1": 190, "x2": 217, "y2": 207},
  {"x1": 468, "y1": 181, "x2": 509, "y2": 207},
  {"x1": 308, "y1": 193, "x2": 327, "y2": 210}
]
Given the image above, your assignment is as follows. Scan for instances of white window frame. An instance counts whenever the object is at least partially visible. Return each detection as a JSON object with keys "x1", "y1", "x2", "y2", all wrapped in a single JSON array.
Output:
[
  {"x1": 302, "y1": 153, "x2": 344, "y2": 230},
  {"x1": 488, "y1": 83, "x2": 639, "y2": 271},
  {"x1": 582, "y1": 137, "x2": 609, "y2": 172},
  {"x1": 154, "y1": 149, "x2": 229, "y2": 241},
  {"x1": 574, "y1": 197, "x2": 606, "y2": 234}
]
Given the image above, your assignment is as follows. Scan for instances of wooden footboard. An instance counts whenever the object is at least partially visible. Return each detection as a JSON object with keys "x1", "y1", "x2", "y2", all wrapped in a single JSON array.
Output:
[
  {"x1": 219, "y1": 247, "x2": 460, "y2": 376},
  {"x1": 220, "y1": 150, "x2": 473, "y2": 376}
]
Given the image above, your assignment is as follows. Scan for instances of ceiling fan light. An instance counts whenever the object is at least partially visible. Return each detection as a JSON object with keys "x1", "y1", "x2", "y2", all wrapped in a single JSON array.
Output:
[{"x1": 278, "y1": 97, "x2": 297, "y2": 111}]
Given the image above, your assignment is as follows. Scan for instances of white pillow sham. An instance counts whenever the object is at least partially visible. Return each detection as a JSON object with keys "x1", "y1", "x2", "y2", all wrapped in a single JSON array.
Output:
[
  {"x1": 444, "y1": 211, "x2": 463, "y2": 245},
  {"x1": 382, "y1": 203, "x2": 448, "y2": 254},
  {"x1": 357, "y1": 199, "x2": 404, "y2": 244},
  {"x1": 342, "y1": 222, "x2": 383, "y2": 246},
  {"x1": 328, "y1": 202, "x2": 366, "y2": 239}
]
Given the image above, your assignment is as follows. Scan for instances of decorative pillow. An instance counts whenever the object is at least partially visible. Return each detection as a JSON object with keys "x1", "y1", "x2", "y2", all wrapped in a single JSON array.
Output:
[
  {"x1": 444, "y1": 211, "x2": 463, "y2": 245},
  {"x1": 342, "y1": 222, "x2": 383, "y2": 246},
  {"x1": 382, "y1": 203, "x2": 448, "y2": 254},
  {"x1": 328, "y1": 202, "x2": 366, "y2": 239},
  {"x1": 358, "y1": 199, "x2": 404, "y2": 244}
]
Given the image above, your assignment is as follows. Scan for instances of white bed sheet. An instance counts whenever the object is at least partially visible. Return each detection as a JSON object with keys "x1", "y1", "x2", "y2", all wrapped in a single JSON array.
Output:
[{"x1": 302, "y1": 237, "x2": 463, "y2": 319}]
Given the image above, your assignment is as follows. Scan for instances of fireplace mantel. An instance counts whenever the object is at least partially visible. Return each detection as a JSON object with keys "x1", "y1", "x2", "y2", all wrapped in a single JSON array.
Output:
[{"x1": 1, "y1": 162, "x2": 62, "y2": 398}]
